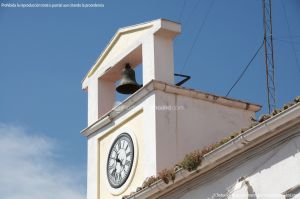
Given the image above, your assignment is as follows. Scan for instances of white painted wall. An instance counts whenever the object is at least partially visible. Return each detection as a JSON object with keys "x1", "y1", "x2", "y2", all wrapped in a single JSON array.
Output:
[
  {"x1": 175, "y1": 132, "x2": 300, "y2": 199},
  {"x1": 154, "y1": 90, "x2": 256, "y2": 171},
  {"x1": 142, "y1": 34, "x2": 175, "y2": 85}
]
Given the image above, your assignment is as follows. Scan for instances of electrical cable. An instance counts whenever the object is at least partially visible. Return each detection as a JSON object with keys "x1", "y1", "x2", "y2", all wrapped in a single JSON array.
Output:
[
  {"x1": 281, "y1": 0, "x2": 300, "y2": 73},
  {"x1": 178, "y1": 0, "x2": 187, "y2": 22},
  {"x1": 273, "y1": 38, "x2": 300, "y2": 45},
  {"x1": 225, "y1": 41, "x2": 264, "y2": 97},
  {"x1": 183, "y1": 0, "x2": 202, "y2": 28},
  {"x1": 180, "y1": 0, "x2": 215, "y2": 73}
]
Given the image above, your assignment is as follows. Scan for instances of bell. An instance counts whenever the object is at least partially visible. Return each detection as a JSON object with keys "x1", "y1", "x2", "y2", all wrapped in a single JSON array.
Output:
[{"x1": 116, "y1": 63, "x2": 141, "y2": 94}]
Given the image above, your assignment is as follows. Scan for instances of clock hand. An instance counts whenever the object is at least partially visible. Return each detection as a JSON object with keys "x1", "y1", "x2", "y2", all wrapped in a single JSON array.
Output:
[
  {"x1": 116, "y1": 156, "x2": 121, "y2": 164},
  {"x1": 116, "y1": 153, "x2": 125, "y2": 166}
]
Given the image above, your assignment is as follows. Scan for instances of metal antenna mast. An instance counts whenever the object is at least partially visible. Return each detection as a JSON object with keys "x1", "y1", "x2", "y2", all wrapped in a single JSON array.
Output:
[{"x1": 262, "y1": 0, "x2": 276, "y2": 113}]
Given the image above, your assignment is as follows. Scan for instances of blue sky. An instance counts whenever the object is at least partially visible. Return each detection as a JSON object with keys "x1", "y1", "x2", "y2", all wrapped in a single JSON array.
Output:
[{"x1": 0, "y1": 0, "x2": 299, "y2": 197}]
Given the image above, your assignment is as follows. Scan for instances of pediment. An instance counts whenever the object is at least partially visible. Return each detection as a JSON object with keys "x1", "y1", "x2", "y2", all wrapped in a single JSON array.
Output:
[{"x1": 82, "y1": 19, "x2": 181, "y2": 89}]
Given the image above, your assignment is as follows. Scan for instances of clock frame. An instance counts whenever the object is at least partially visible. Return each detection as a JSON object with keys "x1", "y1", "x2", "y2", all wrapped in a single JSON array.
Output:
[{"x1": 106, "y1": 133, "x2": 134, "y2": 188}]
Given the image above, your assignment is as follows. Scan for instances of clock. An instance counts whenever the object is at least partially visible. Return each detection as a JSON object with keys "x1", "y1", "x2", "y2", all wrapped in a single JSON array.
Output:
[{"x1": 107, "y1": 133, "x2": 134, "y2": 188}]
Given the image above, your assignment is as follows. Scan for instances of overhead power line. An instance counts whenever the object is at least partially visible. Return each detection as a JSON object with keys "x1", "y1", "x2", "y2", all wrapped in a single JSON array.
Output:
[
  {"x1": 183, "y1": 0, "x2": 202, "y2": 28},
  {"x1": 280, "y1": 0, "x2": 300, "y2": 73},
  {"x1": 180, "y1": 0, "x2": 215, "y2": 73},
  {"x1": 178, "y1": 0, "x2": 187, "y2": 22},
  {"x1": 225, "y1": 41, "x2": 264, "y2": 97},
  {"x1": 273, "y1": 38, "x2": 300, "y2": 46}
]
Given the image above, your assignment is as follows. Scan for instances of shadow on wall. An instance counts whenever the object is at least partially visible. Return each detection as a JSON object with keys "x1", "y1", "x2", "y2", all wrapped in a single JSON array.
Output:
[{"x1": 245, "y1": 180, "x2": 257, "y2": 199}]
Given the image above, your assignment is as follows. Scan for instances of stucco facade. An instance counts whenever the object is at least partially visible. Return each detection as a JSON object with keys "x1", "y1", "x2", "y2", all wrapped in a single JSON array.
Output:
[
  {"x1": 82, "y1": 80, "x2": 261, "y2": 199},
  {"x1": 126, "y1": 101, "x2": 300, "y2": 199},
  {"x1": 81, "y1": 19, "x2": 264, "y2": 199}
]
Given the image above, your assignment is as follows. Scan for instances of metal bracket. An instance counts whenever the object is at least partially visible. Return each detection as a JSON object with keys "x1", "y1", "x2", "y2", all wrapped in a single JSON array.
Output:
[{"x1": 174, "y1": 73, "x2": 191, "y2": 86}]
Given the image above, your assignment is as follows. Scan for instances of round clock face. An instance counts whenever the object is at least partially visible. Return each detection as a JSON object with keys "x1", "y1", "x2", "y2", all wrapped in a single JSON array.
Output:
[{"x1": 107, "y1": 133, "x2": 134, "y2": 188}]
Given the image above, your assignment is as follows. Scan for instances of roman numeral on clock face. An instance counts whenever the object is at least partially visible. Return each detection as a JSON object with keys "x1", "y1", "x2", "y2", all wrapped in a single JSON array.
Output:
[
  {"x1": 125, "y1": 160, "x2": 131, "y2": 166},
  {"x1": 107, "y1": 133, "x2": 134, "y2": 188}
]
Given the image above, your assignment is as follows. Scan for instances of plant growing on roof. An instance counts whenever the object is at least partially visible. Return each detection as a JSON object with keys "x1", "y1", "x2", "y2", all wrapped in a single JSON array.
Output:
[
  {"x1": 158, "y1": 168, "x2": 176, "y2": 184},
  {"x1": 142, "y1": 176, "x2": 159, "y2": 188},
  {"x1": 180, "y1": 150, "x2": 202, "y2": 172}
]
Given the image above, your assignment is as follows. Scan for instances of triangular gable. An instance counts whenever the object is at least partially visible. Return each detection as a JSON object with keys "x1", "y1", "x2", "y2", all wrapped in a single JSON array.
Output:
[{"x1": 82, "y1": 19, "x2": 180, "y2": 89}]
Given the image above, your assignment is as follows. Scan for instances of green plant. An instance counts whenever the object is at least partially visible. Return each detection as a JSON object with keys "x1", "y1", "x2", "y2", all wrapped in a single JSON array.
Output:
[
  {"x1": 173, "y1": 164, "x2": 182, "y2": 172},
  {"x1": 259, "y1": 114, "x2": 271, "y2": 122},
  {"x1": 271, "y1": 109, "x2": 281, "y2": 116},
  {"x1": 283, "y1": 102, "x2": 294, "y2": 110},
  {"x1": 180, "y1": 150, "x2": 202, "y2": 171},
  {"x1": 250, "y1": 122, "x2": 259, "y2": 128},
  {"x1": 142, "y1": 176, "x2": 159, "y2": 188},
  {"x1": 158, "y1": 168, "x2": 176, "y2": 184},
  {"x1": 230, "y1": 131, "x2": 240, "y2": 139}
]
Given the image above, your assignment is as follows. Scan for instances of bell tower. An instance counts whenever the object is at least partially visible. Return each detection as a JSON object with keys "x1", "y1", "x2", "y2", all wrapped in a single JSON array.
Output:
[{"x1": 81, "y1": 19, "x2": 261, "y2": 199}]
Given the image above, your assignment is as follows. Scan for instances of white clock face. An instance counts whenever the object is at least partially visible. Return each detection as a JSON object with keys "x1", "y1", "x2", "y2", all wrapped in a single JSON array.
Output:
[{"x1": 107, "y1": 133, "x2": 134, "y2": 188}]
